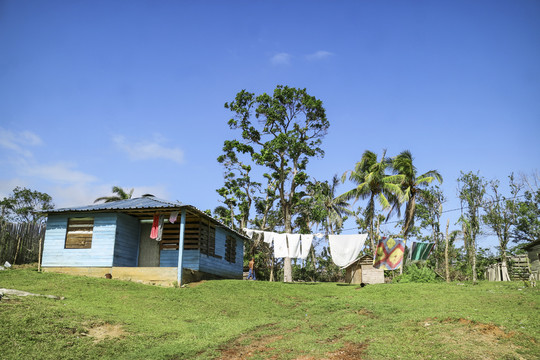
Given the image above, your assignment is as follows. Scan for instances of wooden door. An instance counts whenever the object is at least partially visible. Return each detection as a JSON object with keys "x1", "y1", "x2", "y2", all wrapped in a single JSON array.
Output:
[{"x1": 138, "y1": 223, "x2": 160, "y2": 267}]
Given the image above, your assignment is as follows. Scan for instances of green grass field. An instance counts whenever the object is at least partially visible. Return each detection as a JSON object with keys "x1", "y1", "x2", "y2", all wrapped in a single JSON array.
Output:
[{"x1": 1, "y1": 268, "x2": 539, "y2": 359}]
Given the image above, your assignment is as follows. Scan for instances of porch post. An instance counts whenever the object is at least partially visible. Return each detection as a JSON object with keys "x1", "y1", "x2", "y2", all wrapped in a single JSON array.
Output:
[{"x1": 177, "y1": 209, "x2": 186, "y2": 286}]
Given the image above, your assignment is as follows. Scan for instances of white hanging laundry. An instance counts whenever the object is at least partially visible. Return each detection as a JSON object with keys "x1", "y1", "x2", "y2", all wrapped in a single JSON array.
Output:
[
  {"x1": 156, "y1": 215, "x2": 165, "y2": 242},
  {"x1": 328, "y1": 234, "x2": 368, "y2": 267},
  {"x1": 243, "y1": 228, "x2": 255, "y2": 239},
  {"x1": 263, "y1": 231, "x2": 275, "y2": 244},
  {"x1": 169, "y1": 211, "x2": 179, "y2": 224},
  {"x1": 287, "y1": 234, "x2": 301, "y2": 258},
  {"x1": 273, "y1": 233, "x2": 289, "y2": 258},
  {"x1": 300, "y1": 234, "x2": 314, "y2": 260}
]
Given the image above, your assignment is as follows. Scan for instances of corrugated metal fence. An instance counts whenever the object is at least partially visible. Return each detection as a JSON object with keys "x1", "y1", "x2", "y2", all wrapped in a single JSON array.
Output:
[{"x1": 0, "y1": 220, "x2": 45, "y2": 265}]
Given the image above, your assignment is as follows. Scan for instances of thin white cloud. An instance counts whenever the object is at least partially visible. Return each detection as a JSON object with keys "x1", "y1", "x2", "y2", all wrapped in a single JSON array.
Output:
[
  {"x1": 113, "y1": 134, "x2": 184, "y2": 164},
  {"x1": 270, "y1": 52, "x2": 292, "y2": 65},
  {"x1": 306, "y1": 50, "x2": 334, "y2": 61},
  {"x1": 0, "y1": 126, "x2": 42, "y2": 157},
  {"x1": 21, "y1": 160, "x2": 98, "y2": 185}
]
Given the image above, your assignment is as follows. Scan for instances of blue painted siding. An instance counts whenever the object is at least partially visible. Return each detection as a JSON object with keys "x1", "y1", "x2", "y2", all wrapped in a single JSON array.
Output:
[
  {"x1": 160, "y1": 249, "x2": 199, "y2": 270},
  {"x1": 42, "y1": 213, "x2": 117, "y2": 267},
  {"x1": 199, "y1": 228, "x2": 243, "y2": 278},
  {"x1": 112, "y1": 213, "x2": 140, "y2": 267}
]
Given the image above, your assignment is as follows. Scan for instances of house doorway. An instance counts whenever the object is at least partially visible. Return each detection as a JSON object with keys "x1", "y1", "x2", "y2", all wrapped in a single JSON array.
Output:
[{"x1": 138, "y1": 223, "x2": 160, "y2": 266}]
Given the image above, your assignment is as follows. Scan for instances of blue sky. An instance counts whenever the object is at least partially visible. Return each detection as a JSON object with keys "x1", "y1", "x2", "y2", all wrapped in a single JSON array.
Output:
[{"x1": 1, "y1": 0, "x2": 539, "y2": 248}]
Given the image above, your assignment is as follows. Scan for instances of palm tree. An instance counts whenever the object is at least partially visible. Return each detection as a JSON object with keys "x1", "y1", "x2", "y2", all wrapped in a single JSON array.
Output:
[
  {"x1": 94, "y1": 186, "x2": 134, "y2": 203},
  {"x1": 324, "y1": 175, "x2": 354, "y2": 235},
  {"x1": 338, "y1": 150, "x2": 402, "y2": 251},
  {"x1": 391, "y1": 150, "x2": 443, "y2": 238},
  {"x1": 309, "y1": 175, "x2": 353, "y2": 235}
]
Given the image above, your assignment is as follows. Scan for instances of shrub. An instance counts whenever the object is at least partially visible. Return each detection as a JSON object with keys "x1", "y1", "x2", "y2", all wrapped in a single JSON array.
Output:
[{"x1": 394, "y1": 264, "x2": 439, "y2": 283}]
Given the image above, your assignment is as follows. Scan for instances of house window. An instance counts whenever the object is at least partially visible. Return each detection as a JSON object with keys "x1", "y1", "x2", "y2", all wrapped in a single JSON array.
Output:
[
  {"x1": 65, "y1": 218, "x2": 94, "y2": 249},
  {"x1": 200, "y1": 220, "x2": 219, "y2": 257},
  {"x1": 225, "y1": 235, "x2": 236, "y2": 263}
]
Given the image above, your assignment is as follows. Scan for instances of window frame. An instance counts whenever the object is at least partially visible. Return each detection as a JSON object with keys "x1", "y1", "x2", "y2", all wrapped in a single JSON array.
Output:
[
  {"x1": 65, "y1": 217, "x2": 94, "y2": 249},
  {"x1": 225, "y1": 235, "x2": 237, "y2": 263}
]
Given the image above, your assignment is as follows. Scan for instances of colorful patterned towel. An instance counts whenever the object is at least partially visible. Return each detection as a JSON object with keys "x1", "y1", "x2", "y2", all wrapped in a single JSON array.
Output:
[
  {"x1": 373, "y1": 237, "x2": 405, "y2": 270},
  {"x1": 409, "y1": 241, "x2": 435, "y2": 262}
]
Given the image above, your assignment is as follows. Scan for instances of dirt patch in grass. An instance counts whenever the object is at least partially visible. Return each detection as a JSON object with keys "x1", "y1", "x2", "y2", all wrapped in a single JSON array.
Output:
[
  {"x1": 442, "y1": 318, "x2": 515, "y2": 339},
  {"x1": 214, "y1": 324, "x2": 283, "y2": 359},
  {"x1": 187, "y1": 280, "x2": 207, "y2": 288},
  {"x1": 85, "y1": 323, "x2": 125, "y2": 343},
  {"x1": 420, "y1": 318, "x2": 527, "y2": 359},
  {"x1": 216, "y1": 323, "x2": 368, "y2": 360},
  {"x1": 325, "y1": 341, "x2": 369, "y2": 359}
]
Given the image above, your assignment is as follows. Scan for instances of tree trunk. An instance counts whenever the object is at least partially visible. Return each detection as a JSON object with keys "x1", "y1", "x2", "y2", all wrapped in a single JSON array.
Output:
[
  {"x1": 400, "y1": 234, "x2": 407, "y2": 275},
  {"x1": 283, "y1": 257, "x2": 292, "y2": 282},
  {"x1": 269, "y1": 256, "x2": 274, "y2": 282},
  {"x1": 433, "y1": 223, "x2": 438, "y2": 270},
  {"x1": 501, "y1": 258, "x2": 510, "y2": 281},
  {"x1": 471, "y1": 235, "x2": 477, "y2": 283},
  {"x1": 369, "y1": 218, "x2": 375, "y2": 255},
  {"x1": 445, "y1": 219, "x2": 450, "y2": 283},
  {"x1": 13, "y1": 233, "x2": 22, "y2": 265},
  {"x1": 310, "y1": 246, "x2": 317, "y2": 281},
  {"x1": 283, "y1": 204, "x2": 293, "y2": 283}
]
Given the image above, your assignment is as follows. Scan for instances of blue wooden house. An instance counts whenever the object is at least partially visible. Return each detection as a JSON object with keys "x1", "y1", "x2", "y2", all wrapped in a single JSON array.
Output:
[{"x1": 41, "y1": 196, "x2": 247, "y2": 286}]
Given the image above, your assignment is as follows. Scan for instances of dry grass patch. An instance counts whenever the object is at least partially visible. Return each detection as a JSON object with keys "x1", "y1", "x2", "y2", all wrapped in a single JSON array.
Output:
[
  {"x1": 325, "y1": 341, "x2": 369, "y2": 359},
  {"x1": 84, "y1": 323, "x2": 126, "y2": 343},
  {"x1": 420, "y1": 317, "x2": 530, "y2": 360}
]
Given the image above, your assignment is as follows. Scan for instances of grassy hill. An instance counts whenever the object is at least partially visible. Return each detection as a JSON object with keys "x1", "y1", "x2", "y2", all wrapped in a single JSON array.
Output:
[{"x1": 0, "y1": 268, "x2": 539, "y2": 359}]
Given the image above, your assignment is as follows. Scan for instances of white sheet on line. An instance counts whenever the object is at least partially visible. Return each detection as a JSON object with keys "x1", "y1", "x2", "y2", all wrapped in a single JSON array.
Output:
[
  {"x1": 328, "y1": 234, "x2": 368, "y2": 267},
  {"x1": 273, "y1": 233, "x2": 289, "y2": 258},
  {"x1": 263, "y1": 231, "x2": 274, "y2": 244},
  {"x1": 300, "y1": 234, "x2": 313, "y2": 260},
  {"x1": 287, "y1": 234, "x2": 301, "y2": 258},
  {"x1": 243, "y1": 228, "x2": 255, "y2": 239}
]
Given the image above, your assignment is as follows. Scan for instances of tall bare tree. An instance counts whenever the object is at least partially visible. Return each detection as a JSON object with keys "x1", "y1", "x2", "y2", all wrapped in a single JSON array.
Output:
[{"x1": 457, "y1": 171, "x2": 486, "y2": 283}]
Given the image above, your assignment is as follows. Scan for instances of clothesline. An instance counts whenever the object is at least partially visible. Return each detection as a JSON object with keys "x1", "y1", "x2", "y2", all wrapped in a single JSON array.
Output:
[
  {"x1": 243, "y1": 229, "x2": 321, "y2": 260},
  {"x1": 243, "y1": 228, "x2": 368, "y2": 266},
  {"x1": 243, "y1": 228, "x2": 436, "y2": 270},
  {"x1": 150, "y1": 211, "x2": 180, "y2": 242}
]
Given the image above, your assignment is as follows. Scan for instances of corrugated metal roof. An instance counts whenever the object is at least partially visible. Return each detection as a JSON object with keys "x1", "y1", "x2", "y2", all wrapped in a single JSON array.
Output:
[
  {"x1": 45, "y1": 196, "x2": 249, "y2": 240},
  {"x1": 47, "y1": 196, "x2": 183, "y2": 213}
]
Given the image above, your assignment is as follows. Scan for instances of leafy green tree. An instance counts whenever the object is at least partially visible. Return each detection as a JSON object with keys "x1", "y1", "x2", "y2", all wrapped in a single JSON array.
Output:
[
  {"x1": 338, "y1": 150, "x2": 402, "y2": 251},
  {"x1": 457, "y1": 171, "x2": 487, "y2": 283},
  {"x1": 0, "y1": 187, "x2": 54, "y2": 223},
  {"x1": 303, "y1": 175, "x2": 352, "y2": 235},
  {"x1": 412, "y1": 186, "x2": 446, "y2": 271},
  {"x1": 94, "y1": 186, "x2": 134, "y2": 203},
  {"x1": 216, "y1": 140, "x2": 260, "y2": 230},
  {"x1": 224, "y1": 85, "x2": 330, "y2": 282},
  {"x1": 483, "y1": 175, "x2": 520, "y2": 270},
  {"x1": 512, "y1": 189, "x2": 540, "y2": 244}
]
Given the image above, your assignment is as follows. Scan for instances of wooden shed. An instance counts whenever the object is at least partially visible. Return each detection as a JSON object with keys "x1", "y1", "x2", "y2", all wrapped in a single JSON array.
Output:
[
  {"x1": 41, "y1": 196, "x2": 248, "y2": 286},
  {"x1": 344, "y1": 255, "x2": 384, "y2": 284},
  {"x1": 523, "y1": 239, "x2": 540, "y2": 281}
]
